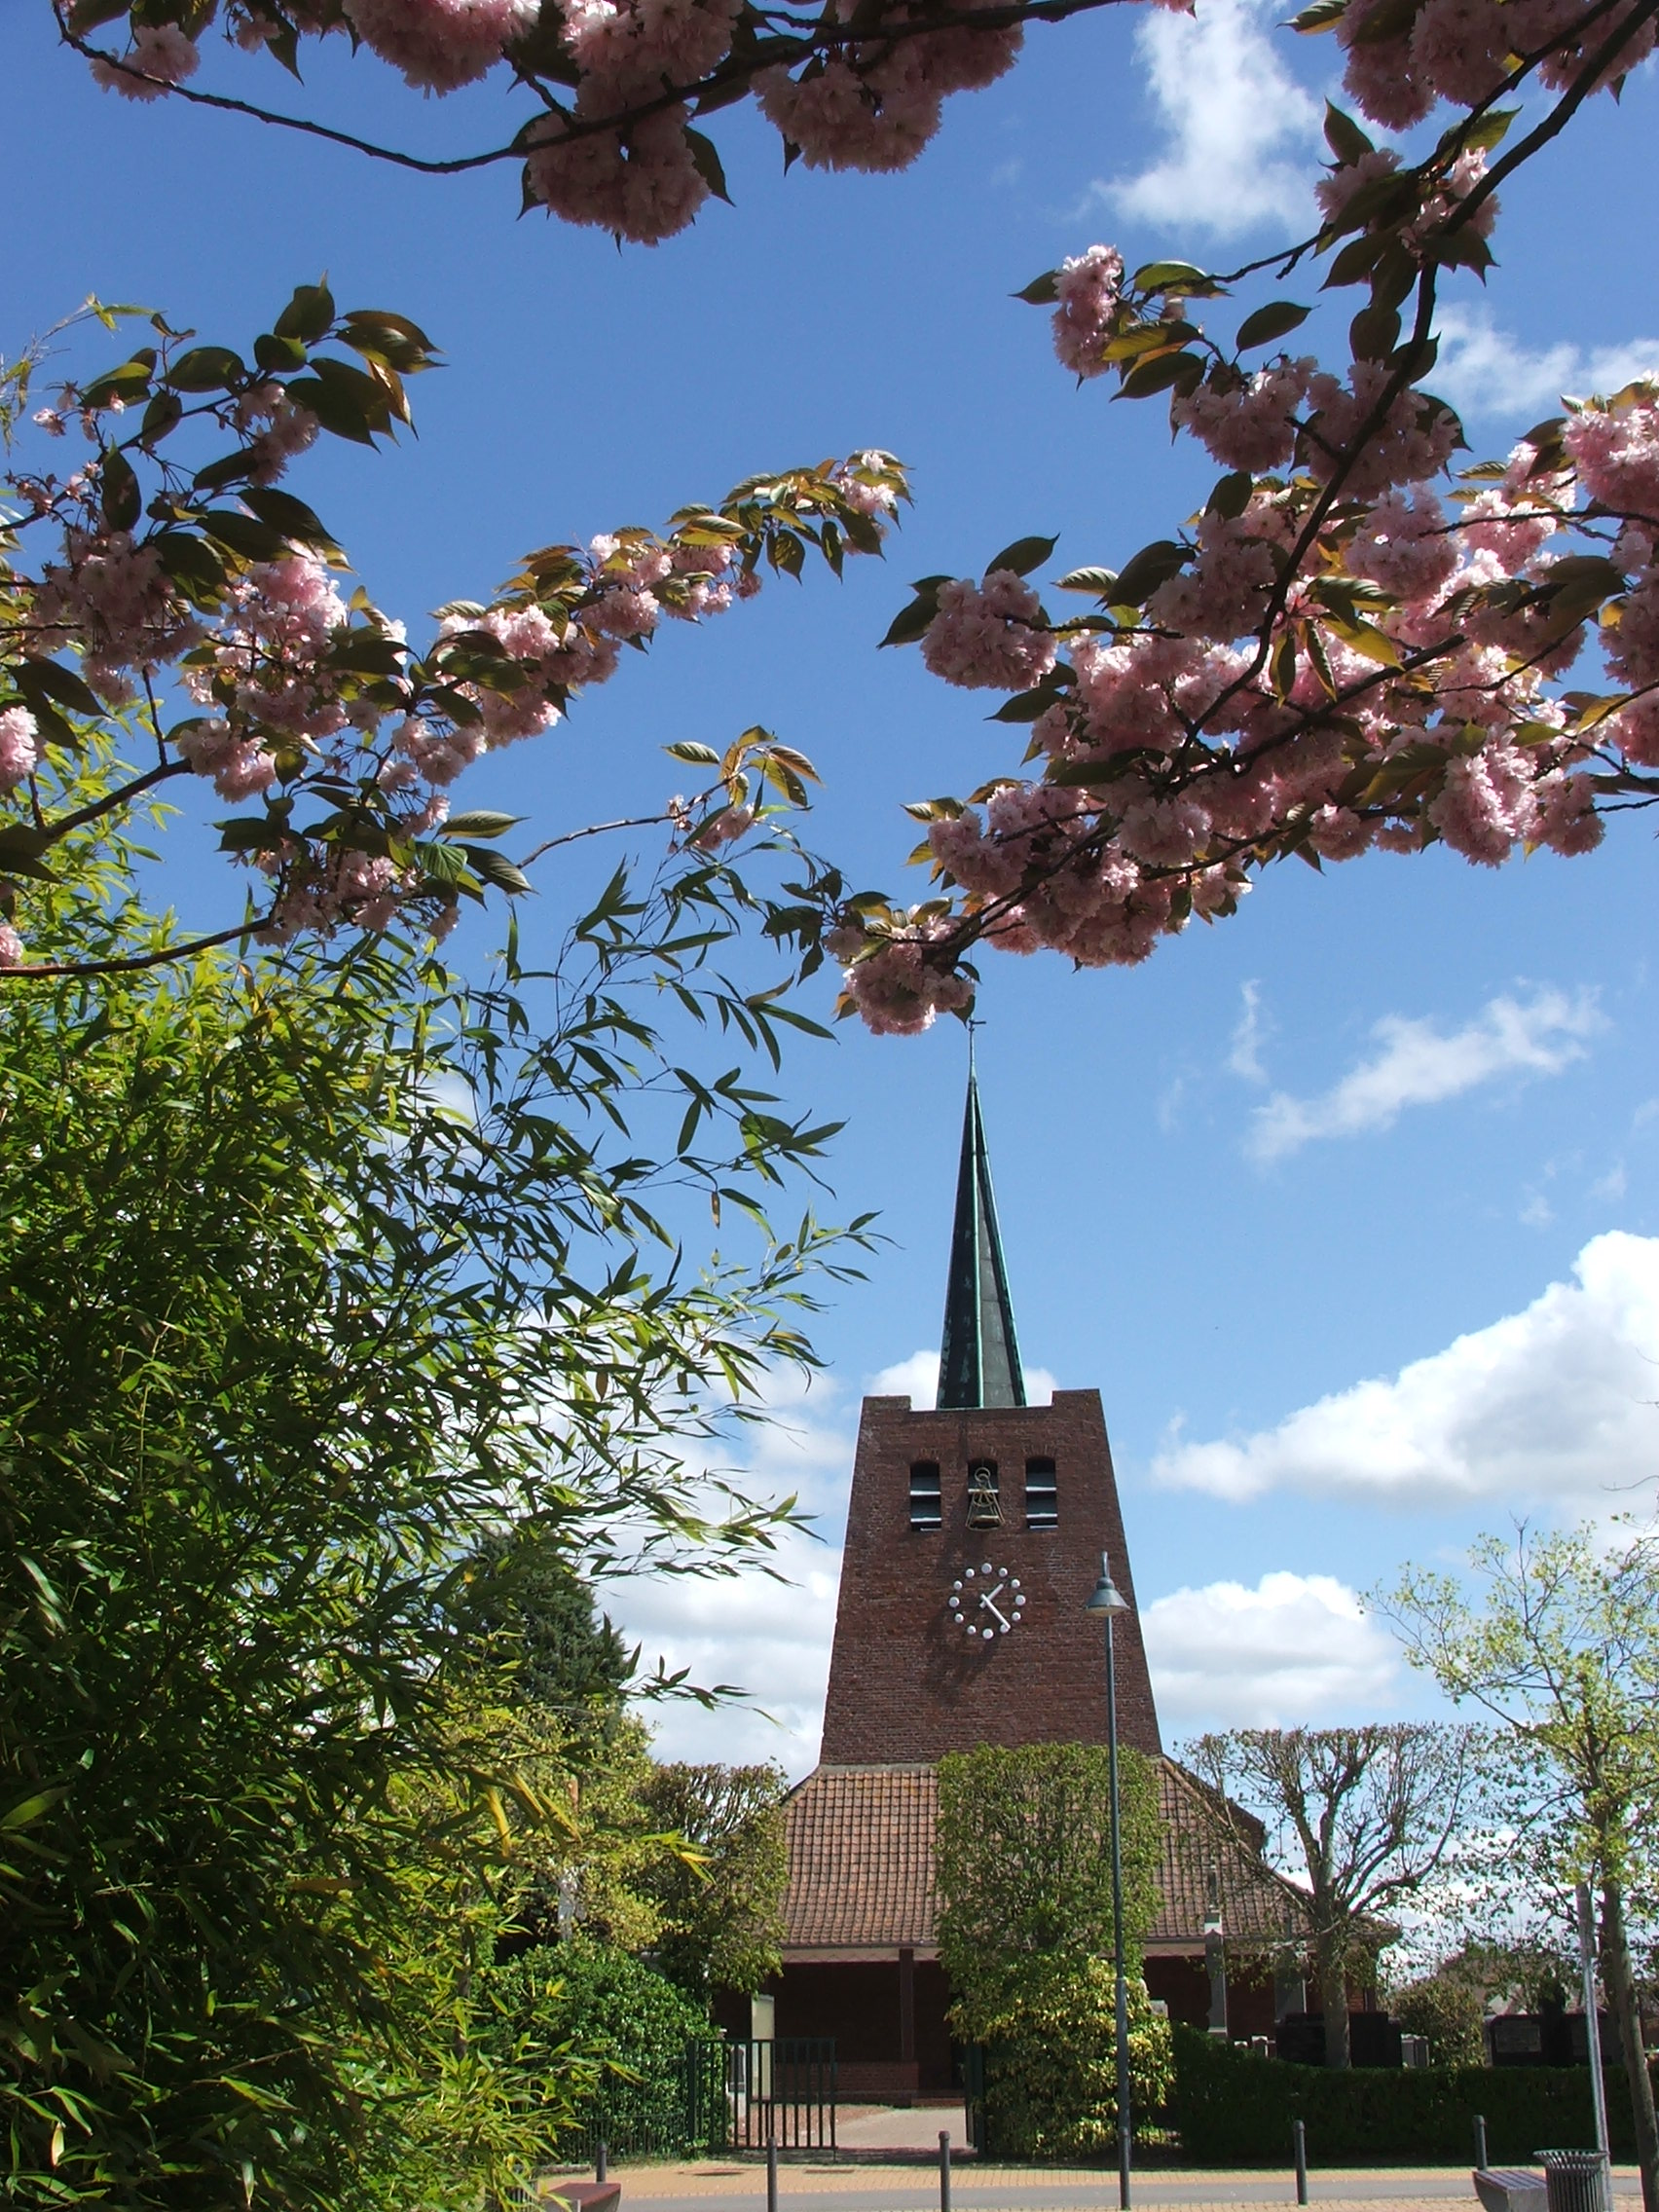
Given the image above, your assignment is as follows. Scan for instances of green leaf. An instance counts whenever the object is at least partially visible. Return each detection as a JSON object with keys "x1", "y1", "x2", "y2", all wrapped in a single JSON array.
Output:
[
  {"x1": 1014, "y1": 271, "x2": 1060, "y2": 305},
  {"x1": 16, "y1": 658, "x2": 105, "y2": 720},
  {"x1": 274, "y1": 280, "x2": 336, "y2": 346},
  {"x1": 1235, "y1": 301, "x2": 1311, "y2": 351},
  {"x1": 683, "y1": 128, "x2": 733, "y2": 204},
  {"x1": 984, "y1": 534, "x2": 1058, "y2": 579},
  {"x1": 989, "y1": 686, "x2": 1061, "y2": 723},
  {"x1": 1111, "y1": 539, "x2": 1188, "y2": 606},
  {"x1": 241, "y1": 488, "x2": 342, "y2": 556},
  {"x1": 879, "y1": 582, "x2": 945, "y2": 649},
  {"x1": 665, "y1": 741, "x2": 721, "y2": 765},
  {"x1": 166, "y1": 346, "x2": 248, "y2": 393},
  {"x1": 1206, "y1": 471, "x2": 1253, "y2": 520},
  {"x1": 1120, "y1": 350, "x2": 1205, "y2": 399},
  {"x1": 1323, "y1": 101, "x2": 1375, "y2": 164},
  {"x1": 461, "y1": 846, "x2": 535, "y2": 897},
  {"x1": 254, "y1": 333, "x2": 310, "y2": 375},
  {"x1": 1350, "y1": 303, "x2": 1402, "y2": 360},
  {"x1": 199, "y1": 510, "x2": 291, "y2": 564},
  {"x1": 79, "y1": 352, "x2": 156, "y2": 413},
  {"x1": 100, "y1": 447, "x2": 141, "y2": 534},
  {"x1": 1131, "y1": 260, "x2": 1216, "y2": 294},
  {"x1": 153, "y1": 531, "x2": 229, "y2": 608},
  {"x1": 443, "y1": 811, "x2": 525, "y2": 838},
  {"x1": 1056, "y1": 566, "x2": 1119, "y2": 595},
  {"x1": 1291, "y1": 0, "x2": 1349, "y2": 28}
]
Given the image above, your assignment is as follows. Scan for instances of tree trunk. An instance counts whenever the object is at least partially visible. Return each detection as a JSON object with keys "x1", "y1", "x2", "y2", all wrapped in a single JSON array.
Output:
[
  {"x1": 1318, "y1": 1936, "x2": 1351, "y2": 2070},
  {"x1": 1602, "y1": 1879, "x2": 1658, "y2": 2212}
]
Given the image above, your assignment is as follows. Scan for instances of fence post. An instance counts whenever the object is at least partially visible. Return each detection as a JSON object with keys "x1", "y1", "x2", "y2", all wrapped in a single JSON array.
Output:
[
  {"x1": 767, "y1": 2135, "x2": 778, "y2": 2212},
  {"x1": 940, "y1": 2130, "x2": 951, "y2": 2212},
  {"x1": 1474, "y1": 2117, "x2": 1488, "y2": 2173},
  {"x1": 1293, "y1": 2119, "x2": 1308, "y2": 2207},
  {"x1": 596, "y1": 2142, "x2": 608, "y2": 2187}
]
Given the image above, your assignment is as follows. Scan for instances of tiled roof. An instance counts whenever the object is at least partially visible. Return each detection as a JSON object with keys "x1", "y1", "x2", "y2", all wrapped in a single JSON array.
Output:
[
  {"x1": 784, "y1": 1763, "x2": 940, "y2": 1951},
  {"x1": 782, "y1": 1758, "x2": 1312, "y2": 1958}
]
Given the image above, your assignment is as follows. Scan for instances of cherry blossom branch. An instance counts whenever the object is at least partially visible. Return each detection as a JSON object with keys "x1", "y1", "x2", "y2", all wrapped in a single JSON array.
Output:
[
  {"x1": 0, "y1": 912, "x2": 272, "y2": 978},
  {"x1": 59, "y1": 0, "x2": 1131, "y2": 180}
]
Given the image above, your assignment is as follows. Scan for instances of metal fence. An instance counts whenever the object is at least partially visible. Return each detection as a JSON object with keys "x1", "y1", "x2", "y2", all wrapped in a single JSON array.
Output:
[
  {"x1": 559, "y1": 2036, "x2": 836, "y2": 2163},
  {"x1": 711, "y1": 2038, "x2": 837, "y2": 2154}
]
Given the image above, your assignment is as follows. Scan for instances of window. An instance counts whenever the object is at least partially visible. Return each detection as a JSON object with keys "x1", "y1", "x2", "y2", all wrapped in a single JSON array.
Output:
[
  {"x1": 1025, "y1": 1456, "x2": 1058, "y2": 1528},
  {"x1": 908, "y1": 1461, "x2": 942, "y2": 1530}
]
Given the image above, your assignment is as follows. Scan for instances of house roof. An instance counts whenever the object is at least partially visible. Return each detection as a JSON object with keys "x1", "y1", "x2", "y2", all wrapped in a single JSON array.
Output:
[{"x1": 782, "y1": 1757, "x2": 1313, "y2": 1962}]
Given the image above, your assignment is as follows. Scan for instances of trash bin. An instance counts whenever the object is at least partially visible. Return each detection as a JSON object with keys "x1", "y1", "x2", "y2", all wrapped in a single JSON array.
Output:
[{"x1": 1537, "y1": 2149, "x2": 1609, "y2": 2212}]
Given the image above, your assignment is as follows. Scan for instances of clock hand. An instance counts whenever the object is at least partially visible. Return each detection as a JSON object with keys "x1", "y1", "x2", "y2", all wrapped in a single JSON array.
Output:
[{"x1": 979, "y1": 1592, "x2": 1010, "y2": 1629}]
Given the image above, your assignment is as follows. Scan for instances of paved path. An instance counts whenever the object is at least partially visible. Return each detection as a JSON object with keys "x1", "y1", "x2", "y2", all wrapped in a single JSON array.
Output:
[{"x1": 545, "y1": 2163, "x2": 1645, "y2": 2212}]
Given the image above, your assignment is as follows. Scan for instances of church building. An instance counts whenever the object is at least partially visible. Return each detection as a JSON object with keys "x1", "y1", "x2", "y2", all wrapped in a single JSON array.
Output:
[{"x1": 747, "y1": 1063, "x2": 1313, "y2": 2099}]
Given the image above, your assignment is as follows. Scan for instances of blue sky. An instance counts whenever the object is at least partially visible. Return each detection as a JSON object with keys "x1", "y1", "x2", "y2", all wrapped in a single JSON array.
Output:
[{"x1": 13, "y1": 0, "x2": 1658, "y2": 1770}]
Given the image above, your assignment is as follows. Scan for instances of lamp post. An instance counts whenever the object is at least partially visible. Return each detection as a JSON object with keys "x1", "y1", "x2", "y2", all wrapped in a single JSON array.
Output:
[{"x1": 1086, "y1": 1549, "x2": 1133, "y2": 2211}]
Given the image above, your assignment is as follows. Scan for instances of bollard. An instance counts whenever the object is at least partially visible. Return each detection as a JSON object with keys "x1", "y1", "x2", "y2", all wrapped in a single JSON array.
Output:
[
  {"x1": 940, "y1": 2130, "x2": 952, "y2": 2212},
  {"x1": 1474, "y1": 2117, "x2": 1489, "y2": 2173},
  {"x1": 1294, "y1": 2120, "x2": 1308, "y2": 2207},
  {"x1": 767, "y1": 2134, "x2": 778, "y2": 2212},
  {"x1": 596, "y1": 2142, "x2": 608, "y2": 2187}
]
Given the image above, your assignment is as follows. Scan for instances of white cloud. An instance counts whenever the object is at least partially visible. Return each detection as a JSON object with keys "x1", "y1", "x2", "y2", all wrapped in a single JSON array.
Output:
[
  {"x1": 603, "y1": 1366, "x2": 855, "y2": 1775},
  {"x1": 871, "y1": 1347, "x2": 1056, "y2": 1408},
  {"x1": 1088, "y1": 0, "x2": 1320, "y2": 240},
  {"x1": 1144, "y1": 1572, "x2": 1404, "y2": 1728},
  {"x1": 1247, "y1": 986, "x2": 1601, "y2": 1164},
  {"x1": 1433, "y1": 306, "x2": 1659, "y2": 425},
  {"x1": 1154, "y1": 1230, "x2": 1659, "y2": 1507},
  {"x1": 1229, "y1": 979, "x2": 1268, "y2": 1085}
]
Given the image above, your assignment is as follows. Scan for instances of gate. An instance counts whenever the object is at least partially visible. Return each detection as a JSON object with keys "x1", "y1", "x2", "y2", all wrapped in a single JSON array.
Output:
[{"x1": 703, "y1": 2038, "x2": 837, "y2": 2154}]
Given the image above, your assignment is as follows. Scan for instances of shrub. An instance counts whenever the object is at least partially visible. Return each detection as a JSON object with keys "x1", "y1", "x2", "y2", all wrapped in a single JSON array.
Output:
[
  {"x1": 1392, "y1": 1976, "x2": 1488, "y2": 2069},
  {"x1": 490, "y1": 1941, "x2": 716, "y2": 2158},
  {"x1": 1170, "y1": 2025, "x2": 1659, "y2": 2166},
  {"x1": 982, "y1": 1965, "x2": 1173, "y2": 2162}
]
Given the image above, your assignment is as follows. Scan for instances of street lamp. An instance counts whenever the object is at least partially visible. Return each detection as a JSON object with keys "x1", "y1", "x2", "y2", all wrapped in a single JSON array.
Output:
[{"x1": 1086, "y1": 1550, "x2": 1133, "y2": 2211}]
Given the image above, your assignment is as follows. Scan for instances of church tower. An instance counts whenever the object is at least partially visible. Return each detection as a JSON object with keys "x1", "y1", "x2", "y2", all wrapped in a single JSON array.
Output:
[
  {"x1": 819, "y1": 1061, "x2": 1161, "y2": 1764},
  {"x1": 761, "y1": 1059, "x2": 1303, "y2": 2095}
]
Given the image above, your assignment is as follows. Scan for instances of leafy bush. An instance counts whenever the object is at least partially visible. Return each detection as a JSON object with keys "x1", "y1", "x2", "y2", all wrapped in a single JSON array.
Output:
[
  {"x1": 1391, "y1": 1975, "x2": 1488, "y2": 2069},
  {"x1": 491, "y1": 1942, "x2": 716, "y2": 2158},
  {"x1": 982, "y1": 1963, "x2": 1173, "y2": 2161},
  {"x1": 1170, "y1": 2025, "x2": 1659, "y2": 2165}
]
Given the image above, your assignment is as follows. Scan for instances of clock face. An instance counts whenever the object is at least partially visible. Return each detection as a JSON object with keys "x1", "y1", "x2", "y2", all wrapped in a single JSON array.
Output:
[{"x1": 948, "y1": 1563, "x2": 1024, "y2": 1641}]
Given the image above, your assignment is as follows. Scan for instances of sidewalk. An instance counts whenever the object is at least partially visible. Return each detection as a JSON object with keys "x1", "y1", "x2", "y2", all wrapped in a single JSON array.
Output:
[{"x1": 566, "y1": 2163, "x2": 1646, "y2": 2212}]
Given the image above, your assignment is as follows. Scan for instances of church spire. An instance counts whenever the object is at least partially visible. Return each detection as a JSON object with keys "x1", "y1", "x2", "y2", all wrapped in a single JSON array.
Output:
[{"x1": 937, "y1": 1043, "x2": 1026, "y2": 1411}]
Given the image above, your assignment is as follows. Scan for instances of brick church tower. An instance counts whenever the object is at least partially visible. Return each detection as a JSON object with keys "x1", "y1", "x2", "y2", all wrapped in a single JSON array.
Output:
[
  {"x1": 820, "y1": 1061, "x2": 1161, "y2": 1764},
  {"x1": 759, "y1": 1060, "x2": 1309, "y2": 2095}
]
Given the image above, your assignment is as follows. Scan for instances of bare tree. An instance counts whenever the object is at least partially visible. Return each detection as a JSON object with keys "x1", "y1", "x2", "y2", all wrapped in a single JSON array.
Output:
[{"x1": 1183, "y1": 1725, "x2": 1479, "y2": 2068}]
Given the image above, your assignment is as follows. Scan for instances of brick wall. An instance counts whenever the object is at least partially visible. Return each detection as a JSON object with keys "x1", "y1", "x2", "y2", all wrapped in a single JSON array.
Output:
[{"x1": 819, "y1": 1389, "x2": 1163, "y2": 1765}]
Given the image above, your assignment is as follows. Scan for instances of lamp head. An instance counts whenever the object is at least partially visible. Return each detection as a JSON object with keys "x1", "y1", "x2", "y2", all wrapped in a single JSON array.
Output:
[{"x1": 1085, "y1": 1550, "x2": 1129, "y2": 1615}]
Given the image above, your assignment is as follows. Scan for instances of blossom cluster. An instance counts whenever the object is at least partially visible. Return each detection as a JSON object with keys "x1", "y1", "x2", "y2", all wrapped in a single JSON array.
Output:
[
  {"x1": 836, "y1": 273, "x2": 1653, "y2": 1027},
  {"x1": 85, "y1": 0, "x2": 1030, "y2": 244},
  {"x1": 0, "y1": 299, "x2": 908, "y2": 968}
]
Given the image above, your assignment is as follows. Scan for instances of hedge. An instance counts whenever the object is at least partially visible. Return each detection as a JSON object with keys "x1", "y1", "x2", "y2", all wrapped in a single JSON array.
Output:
[{"x1": 1169, "y1": 2025, "x2": 1658, "y2": 2166}]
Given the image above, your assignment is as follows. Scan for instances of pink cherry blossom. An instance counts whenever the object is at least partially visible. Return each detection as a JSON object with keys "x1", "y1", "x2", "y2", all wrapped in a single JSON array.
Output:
[
  {"x1": 921, "y1": 571, "x2": 1055, "y2": 690},
  {"x1": 1170, "y1": 359, "x2": 1313, "y2": 474},
  {"x1": 343, "y1": 0, "x2": 538, "y2": 92},
  {"x1": 0, "y1": 709, "x2": 40, "y2": 793},
  {"x1": 1563, "y1": 389, "x2": 1659, "y2": 518},
  {"x1": 1345, "y1": 487, "x2": 1459, "y2": 601},
  {"x1": 90, "y1": 21, "x2": 200, "y2": 99},
  {"x1": 0, "y1": 923, "x2": 22, "y2": 968},
  {"x1": 1303, "y1": 359, "x2": 1459, "y2": 498},
  {"x1": 836, "y1": 925, "x2": 975, "y2": 1034},
  {"x1": 1051, "y1": 246, "x2": 1124, "y2": 380},
  {"x1": 1427, "y1": 741, "x2": 1538, "y2": 863}
]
